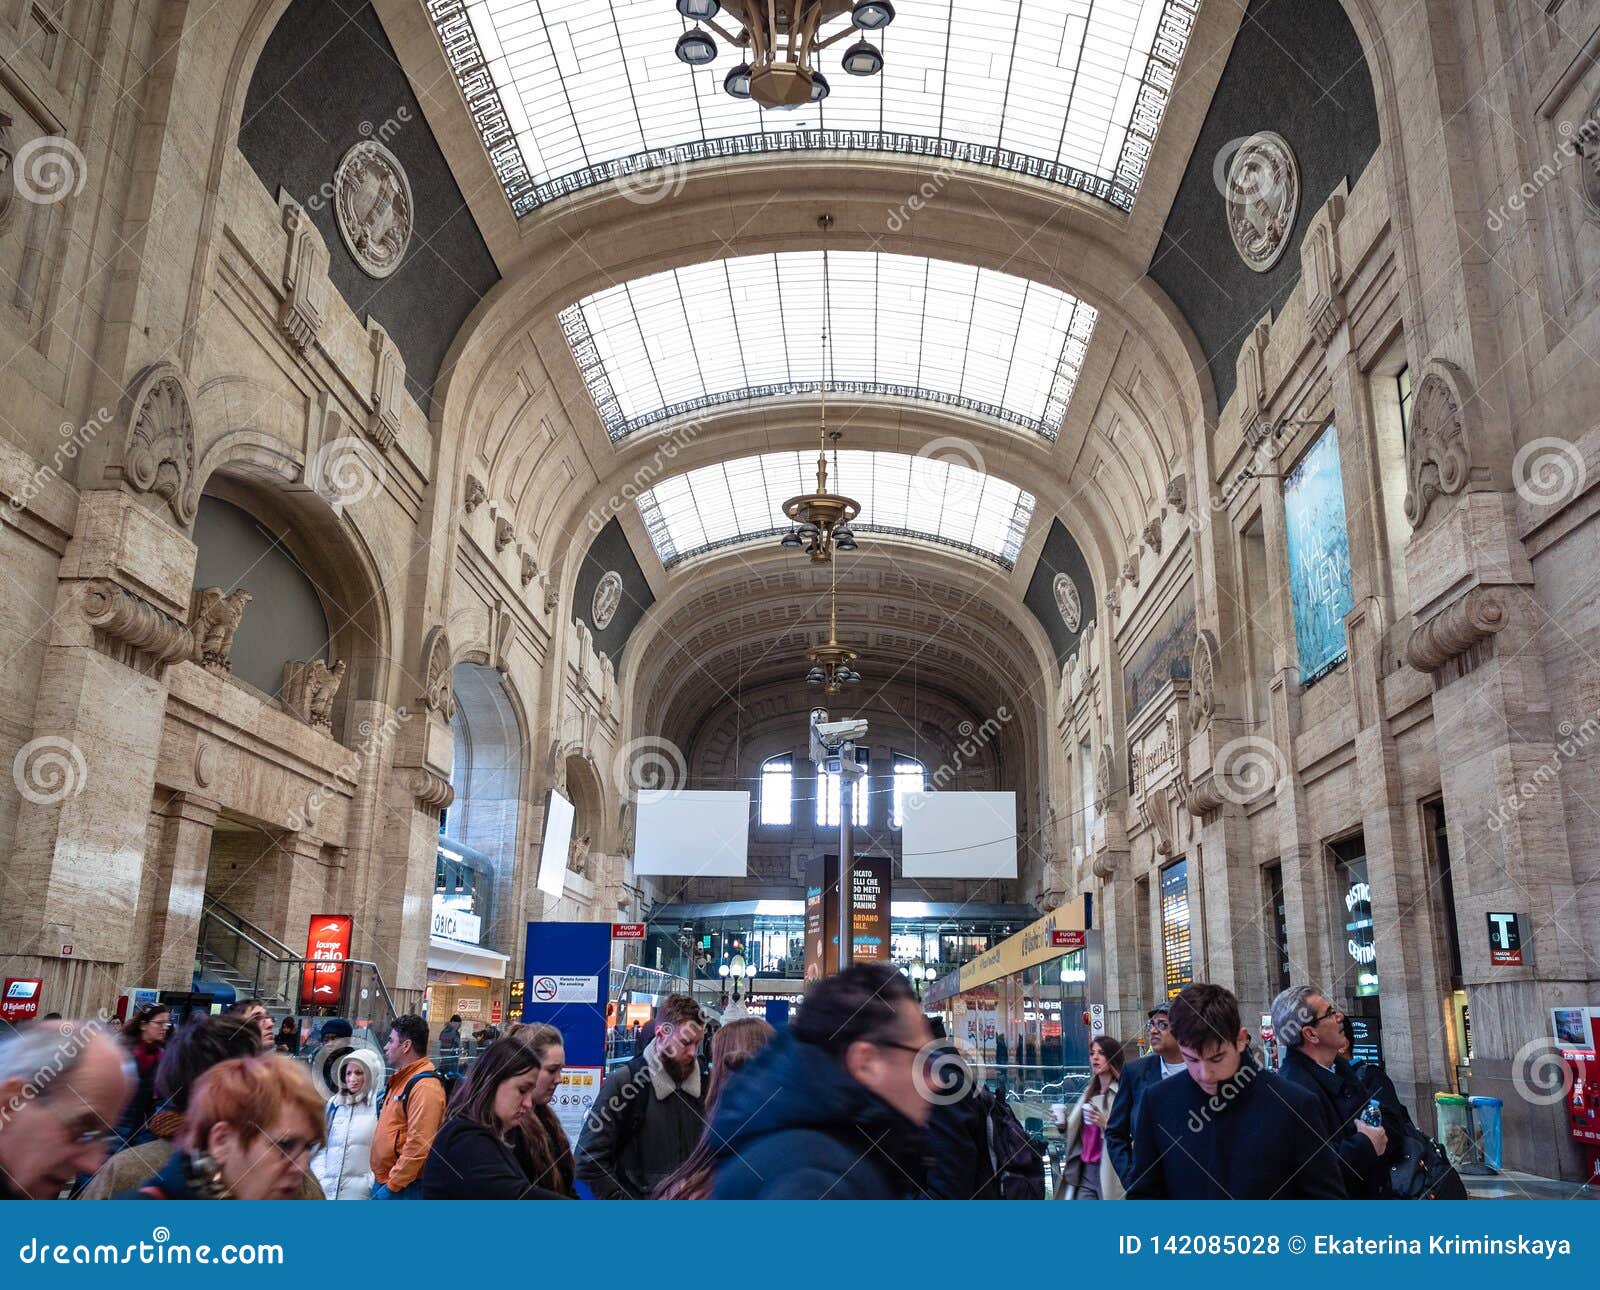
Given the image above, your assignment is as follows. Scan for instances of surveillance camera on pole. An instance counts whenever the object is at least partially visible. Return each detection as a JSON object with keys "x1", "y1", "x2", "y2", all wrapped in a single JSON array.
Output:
[{"x1": 810, "y1": 708, "x2": 868, "y2": 971}]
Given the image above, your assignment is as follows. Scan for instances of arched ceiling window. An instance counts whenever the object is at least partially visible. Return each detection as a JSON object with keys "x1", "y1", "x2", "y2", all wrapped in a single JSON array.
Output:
[
  {"x1": 636, "y1": 449, "x2": 1035, "y2": 568},
  {"x1": 562, "y1": 252, "x2": 1097, "y2": 441},
  {"x1": 429, "y1": 0, "x2": 1200, "y2": 216}
]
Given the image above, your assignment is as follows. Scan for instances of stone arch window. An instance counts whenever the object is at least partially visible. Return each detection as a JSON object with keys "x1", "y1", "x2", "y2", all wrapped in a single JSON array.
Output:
[
  {"x1": 817, "y1": 747, "x2": 870, "y2": 829},
  {"x1": 446, "y1": 662, "x2": 524, "y2": 950},
  {"x1": 891, "y1": 753, "x2": 927, "y2": 829},
  {"x1": 759, "y1": 754, "x2": 793, "y2": 827}
]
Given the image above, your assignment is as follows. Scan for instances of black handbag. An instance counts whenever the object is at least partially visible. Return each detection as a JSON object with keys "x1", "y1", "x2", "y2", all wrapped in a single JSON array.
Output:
[{"x1": 1387, "y1": 1124, "x2": 1468, "y2": 1199}]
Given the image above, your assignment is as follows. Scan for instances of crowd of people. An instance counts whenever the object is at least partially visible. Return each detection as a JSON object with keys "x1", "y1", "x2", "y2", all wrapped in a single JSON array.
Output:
[{"x1": 0, "y1": 970, "x2": 1458, "y2": 1201}]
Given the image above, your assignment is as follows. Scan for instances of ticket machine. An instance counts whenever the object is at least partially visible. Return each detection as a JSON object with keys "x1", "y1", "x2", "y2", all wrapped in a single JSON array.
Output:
[{"x1": 1556, "y1": 1006, "x2": 1600, "y2": 1183}]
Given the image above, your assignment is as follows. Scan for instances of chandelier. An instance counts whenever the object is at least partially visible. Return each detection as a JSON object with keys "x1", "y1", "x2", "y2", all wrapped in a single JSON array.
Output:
[
  {"x1": 780, "y1": 217, "x2": 859, "y2": 563},
  {"x1": 804, "y1": 558, "x2": 861, "y2": 692},
  {"x1": 673, "y1": 1, "x2": 894, "y2": 109}
]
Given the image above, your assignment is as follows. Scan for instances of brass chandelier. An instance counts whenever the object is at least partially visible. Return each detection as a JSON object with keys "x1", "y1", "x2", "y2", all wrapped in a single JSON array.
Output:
[
  {"x1": 780, "y1": 217, "x2": 859, "y2": 563},
  {"x1": 673, "y1": 1, "x2": 894, "y2": 110},
  {"x1": 804, "y1": 558, "x2": 861, "y2": 692}
]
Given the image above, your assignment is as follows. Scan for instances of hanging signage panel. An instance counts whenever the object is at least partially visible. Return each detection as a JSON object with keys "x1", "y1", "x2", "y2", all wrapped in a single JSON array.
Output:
[
  {"x1": 1160, "y1": 861, "x2": 1193, "y2": 999},
  {"x1": 300, "y1": 914, "x2": 353, "y2": 1008},
  {"x1": 1283, "y1": 426, "x2": 1355, "y2": 684}
]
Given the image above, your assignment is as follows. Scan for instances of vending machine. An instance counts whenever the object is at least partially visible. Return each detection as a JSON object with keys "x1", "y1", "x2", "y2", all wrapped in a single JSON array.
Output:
[{"x1": 1554, "y1": 1006, "x2": 1600, "y2": 1183}]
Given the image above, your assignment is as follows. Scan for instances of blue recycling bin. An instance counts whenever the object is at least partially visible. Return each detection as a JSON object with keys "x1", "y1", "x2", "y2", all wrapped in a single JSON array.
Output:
[{"x1": 1469, "y1": 1095, "x2": 1503, "y2": 1171}]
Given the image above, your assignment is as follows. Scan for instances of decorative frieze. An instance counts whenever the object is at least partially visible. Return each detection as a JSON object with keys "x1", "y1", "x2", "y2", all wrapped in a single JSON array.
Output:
[{"x1": 81, "y1": 579, "x2": 193, "y2": 676}]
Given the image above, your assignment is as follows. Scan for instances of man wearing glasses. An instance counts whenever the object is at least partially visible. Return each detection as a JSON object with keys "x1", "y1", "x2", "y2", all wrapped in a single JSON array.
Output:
[
  {"x1": 1272, "y1": 985, "x2": 1387, "y2": 1197},
  {"x1": 1104, "y1": 1003, "x2": 1185, "y2": 1190},
  {"x1": 0, "y1": 1020, "x2": 131, "y2": 1198}
]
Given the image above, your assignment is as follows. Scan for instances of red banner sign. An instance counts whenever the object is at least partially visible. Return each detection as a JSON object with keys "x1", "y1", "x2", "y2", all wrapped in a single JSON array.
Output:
[
  {"x1": 300, "y1": 914, "x2": 353, "y2": 1008},
  {"x1": 611, "y1": 923, "x2": 646, "y2": 940},
  {"x1": 1050, "y1": 930, "x2": 1086, "y2": 950},
  {"x1": 1, "y1": 978, "x2": 42, "y2": 1023}
]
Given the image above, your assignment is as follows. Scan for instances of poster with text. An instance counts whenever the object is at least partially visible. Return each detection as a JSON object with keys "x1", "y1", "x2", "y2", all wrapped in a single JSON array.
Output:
[{"x1": 1283, "y1": 426, "x2": 1355, "y2": 684}]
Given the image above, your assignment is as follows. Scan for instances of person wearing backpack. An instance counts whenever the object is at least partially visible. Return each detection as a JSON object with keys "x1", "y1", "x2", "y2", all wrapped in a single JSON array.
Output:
[
  {"x1": 370, "y1": 1015, "x2": 447, "y2": 1199},
  {"x1": 576, "y1": 994, "x2": 707, "y2": 1198}
]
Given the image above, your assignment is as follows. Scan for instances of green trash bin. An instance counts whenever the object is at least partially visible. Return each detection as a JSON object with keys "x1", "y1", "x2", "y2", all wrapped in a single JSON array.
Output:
[
  {"x1": 1469, "y1": 1096, "x2": 1503, "y2": 1171},
  {"x1": 1434, "y1": 1093, "x2": 1474, "y2": 1168}
]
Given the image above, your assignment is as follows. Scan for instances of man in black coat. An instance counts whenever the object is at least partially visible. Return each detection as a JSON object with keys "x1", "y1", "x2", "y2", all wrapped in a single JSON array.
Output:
[
  {"x1": 1271, "y1": 986, "x2": 1387, "y2": 1197},
  {"x1": 1127, "y1": 983, "x2": 1346, "y2": 1200},
  {"x1": 710, "y1": 963, "x2": 933, "y2": 1199},
  {"x1": 922, "y1": 1022, "x2": 1000, "y2": 1199},
  {"x1": 1105, "y1": 1002, "x2": 1187, "y2": 1190}
]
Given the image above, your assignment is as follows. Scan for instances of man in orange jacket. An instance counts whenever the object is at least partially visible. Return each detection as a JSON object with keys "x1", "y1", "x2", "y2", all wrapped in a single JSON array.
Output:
[{"x1": 370, "y1": 1015, "x2": 446, "y2": 1199}]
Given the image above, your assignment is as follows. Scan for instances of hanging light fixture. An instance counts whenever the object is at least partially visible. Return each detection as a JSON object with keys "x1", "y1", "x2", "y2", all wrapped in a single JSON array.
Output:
[
  {"x1": 803, "y1": 557, "x2": 861, "y2": 693},
  {"x1": 670, "y1": 1, "x2": 891, "y2": 108},
  {"x1": 779, "y1": 215, "x2": 860, "y2": 563}
]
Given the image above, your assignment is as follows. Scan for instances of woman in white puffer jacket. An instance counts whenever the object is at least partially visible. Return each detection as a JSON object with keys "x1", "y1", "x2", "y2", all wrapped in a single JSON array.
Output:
[{"x1": 312, "y1": 1047, "x2": 383, "y2": 1199}]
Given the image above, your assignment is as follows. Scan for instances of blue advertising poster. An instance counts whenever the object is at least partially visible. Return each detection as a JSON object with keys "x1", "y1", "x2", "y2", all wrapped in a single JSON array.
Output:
[
  {"x1": 1283, "y1": 426, "x2": 1355, "y2": 685},
  {"x1": 520, "y1": 921, "x2": 612, "y2": 1066}
]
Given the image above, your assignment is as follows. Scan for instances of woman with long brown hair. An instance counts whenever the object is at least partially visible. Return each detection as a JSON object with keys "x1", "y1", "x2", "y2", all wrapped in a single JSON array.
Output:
[
  {"x1": 655, "y1": 1017, "x2": 775, "y2": 1199},
  {"x1": 504, "y1": 1022, "x2": 576, "y2": 1198},
  {"x1": 421, "y1": 1024, "x2": 571, "y2": 1199},
  {"x1": 1056, "y1": 1034, "x2": 1126, "y2": 1200}
]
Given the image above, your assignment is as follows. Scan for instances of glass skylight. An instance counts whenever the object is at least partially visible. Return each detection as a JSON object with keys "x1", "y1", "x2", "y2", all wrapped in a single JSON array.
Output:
[
  {"x1": 561, "y1": 251, "x2": 1098, "y2": 441},
  {"x1": 425, "y1": 0, "x2": 1201, "y2": 215},
  {"x1": 635, "y1": 449, "x2": 1037, "y2": 568}
]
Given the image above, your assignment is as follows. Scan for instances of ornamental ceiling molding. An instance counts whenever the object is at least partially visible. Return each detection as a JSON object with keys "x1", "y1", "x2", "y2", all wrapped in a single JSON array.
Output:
[
  {"x1": 1403, "y1": 359, "x2": 1477, "y2": 529},
  {"x1": 333, "y1": 140, "x2": 412, "y2": 279},
  {"x1": 120, "y1": 361, "x2": 198, "y2": 526},
  {"x1": 1225, "y1": 131, "x2": 1300, "y2": 273}
]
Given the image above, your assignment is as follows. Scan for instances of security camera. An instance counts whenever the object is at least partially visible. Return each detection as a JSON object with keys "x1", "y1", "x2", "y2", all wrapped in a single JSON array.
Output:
[{"x1": 811, "y1": 716, "x2": 868, "y2": 748}]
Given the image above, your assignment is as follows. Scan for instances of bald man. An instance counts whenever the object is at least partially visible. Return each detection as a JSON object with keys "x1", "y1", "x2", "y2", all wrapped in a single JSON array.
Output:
[{"x1": 0, "y1": 1021, "x2": 132, "y2": 1199}]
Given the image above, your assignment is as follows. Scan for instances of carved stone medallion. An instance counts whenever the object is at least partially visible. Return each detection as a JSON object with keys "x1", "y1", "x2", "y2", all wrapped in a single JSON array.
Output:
[
  {"x1": 333, "y1": 141, "x2": 413, "y2": 279},
  {"x1": 123, "y1": 363, "x2": 197, "y2": 525},
  {"x1": 1052, "y1": 573, "x2": 1082, "y2": 633},
  {"x1": 591, "y1": 570, "x2": 623, "y2": 630},
  {"x1": 1225, "y1": 132, "x2": 1300, "y2": 273}
]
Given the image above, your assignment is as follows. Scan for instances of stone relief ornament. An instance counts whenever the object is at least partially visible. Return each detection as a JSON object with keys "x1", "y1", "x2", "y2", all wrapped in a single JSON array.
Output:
[
  {"x1": 568, "y1": 832, "x2": 591, "y2": 878},
  {"x1": 1403, "y1": 360, "x2": 1474, "y2": 529},
  {"x1": 278, "y1": 192, "x2": 328, "y2": 353},
  {"x1": 1166, "y1": 474, "x2": 1188, "y2": 515},
  {"x1": 591, "y1": 570, "x2": 624, "y2": 630},
  {"x1": 332, "y1": 140, "x2": 412, "y2": 279},
  {"x1": 419, "y1": 626, "x2": 456, "y2": 720},
  {"x1": 1575, "y1": 93, "x2": 1600, "y2": 217},
  {"x1": 494, "y1": 516, "x2": 514, "y2": 552},
  {"x1": 1105, "y1": 585, "x2": 1121, "y2": 619},
  {"x1": 189, "y1": 587, "x2": 252, "y2": 675},
  {"x1": 1143, "y1": 517, "x2": 1164, "y2": 556},
  {"x1": 0, "y1": 113, "x2": 14, "y2": 229},
  {"x1": 1188, "y1": 628, "x2": 1220, "y2": 732},
  {"x1": 81, "y1": 579, "x2": 193, "y2": 677},
  {"x1": 1094, "y1": 743, "x2": 1112, "y2": 813},
  {"x1": 1122, "y1": 555, "x2": 1140, "y2": 589},
  {"x1": 463, "y1": 473, "x2": 486, "y2": 514},
  {"x1": 1052, "y1": 573, "x2": 1083, "y2": 633},
  {"x1": 520, "y1": 551, "x2": 538, "y2": 589},
  {"x1": 282, "y1": 658, "x2": 346, "y2": 731},
  {"x1": 1225, "y1": 131, "x2": 1300, "y2": 273},
  {"x1": 122, "y1": 362, "x2": 197, "y2": 525}
]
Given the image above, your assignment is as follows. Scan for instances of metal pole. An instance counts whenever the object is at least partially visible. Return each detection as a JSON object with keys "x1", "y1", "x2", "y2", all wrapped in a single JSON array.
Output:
[{"x1": 837, "y1": 766, "x2": 854, "y2": 971}]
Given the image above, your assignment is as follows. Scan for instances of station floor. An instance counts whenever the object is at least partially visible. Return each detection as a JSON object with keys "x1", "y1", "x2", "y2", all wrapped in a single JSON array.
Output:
[{"x1": 1463, "y1": 1171, "x2": 1597, "y2": 1200}]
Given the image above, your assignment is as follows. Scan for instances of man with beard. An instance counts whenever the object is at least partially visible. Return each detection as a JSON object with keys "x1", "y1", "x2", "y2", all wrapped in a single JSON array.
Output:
[{"x1": 577, "y1": 993, "x2": 707, "y2": 1198}]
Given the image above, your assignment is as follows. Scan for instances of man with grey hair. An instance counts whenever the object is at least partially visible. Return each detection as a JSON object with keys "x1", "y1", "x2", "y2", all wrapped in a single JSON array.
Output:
[
  {"x1": 0, "y1": 1020, "x2": 132, "y2": 1198},
  {"x1": 1271, "y1": 986, "x2": 1387, "y2": 1197}
]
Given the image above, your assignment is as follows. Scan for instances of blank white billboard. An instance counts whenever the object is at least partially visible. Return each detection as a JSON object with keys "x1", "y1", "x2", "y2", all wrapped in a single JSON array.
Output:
[
  {"x1": 633, "y1": 789, "x2": 750, "y2": 877},
  {"x1": 900, "y1": 791, "x2": 1017, "y2": 879},
  {"x1": 537, "y1": 789, "x2": 575, "y2": 896}
]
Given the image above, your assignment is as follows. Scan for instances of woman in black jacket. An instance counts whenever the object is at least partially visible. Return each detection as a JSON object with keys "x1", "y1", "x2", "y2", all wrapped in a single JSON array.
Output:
[{"x1": 421, "y1": 1031, "x2": 569, "y2": 1199}]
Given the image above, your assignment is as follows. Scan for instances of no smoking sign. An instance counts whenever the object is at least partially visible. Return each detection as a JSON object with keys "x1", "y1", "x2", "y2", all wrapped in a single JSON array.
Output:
[{"x1": 528, "y1": 974, "x2": 598, "y2": 1004}]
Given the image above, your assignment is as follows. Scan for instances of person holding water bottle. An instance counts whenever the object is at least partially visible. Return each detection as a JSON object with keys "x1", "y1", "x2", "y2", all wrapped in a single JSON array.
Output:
[{"x1": 1272, "y1": 986, "x2": 1388, "y2": 1198}]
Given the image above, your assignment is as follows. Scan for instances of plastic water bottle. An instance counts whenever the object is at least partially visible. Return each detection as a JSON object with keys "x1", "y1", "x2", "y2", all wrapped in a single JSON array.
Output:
[{"x1": 1360, "y1": 1098, "x2": 1383, "y2": 1128}]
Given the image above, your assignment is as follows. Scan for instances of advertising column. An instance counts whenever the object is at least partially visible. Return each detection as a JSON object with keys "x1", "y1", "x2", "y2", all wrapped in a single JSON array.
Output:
[{"x1": 523, "y1": 922, "x2": 611, "y2": 1162}]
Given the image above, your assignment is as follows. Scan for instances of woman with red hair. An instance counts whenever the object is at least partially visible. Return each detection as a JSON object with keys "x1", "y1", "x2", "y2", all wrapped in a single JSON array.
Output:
[{"x1": 119, "y1": 1055, "x2": 326, "y2": 1199}]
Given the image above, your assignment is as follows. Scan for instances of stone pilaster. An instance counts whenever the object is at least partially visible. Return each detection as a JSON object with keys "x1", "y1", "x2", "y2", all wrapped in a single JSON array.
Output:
[{"x1": 142, "y1": 790, "x2": 220, "y2": 990}]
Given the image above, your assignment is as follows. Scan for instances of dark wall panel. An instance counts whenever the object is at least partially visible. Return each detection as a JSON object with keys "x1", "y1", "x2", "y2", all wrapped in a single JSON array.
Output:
[
  {"x1": 1023, "y1": 519, "x2": 1097, "y2": 668},
  {"x1": 573, "y1": 519, "x2": 654, "y2": 661},
  {"x1": 240, "y1": 0, "x2": 499, "y2": 407},
  {"x1": 1149, "y1": 0, "x2": 1380, "y2": 409}
]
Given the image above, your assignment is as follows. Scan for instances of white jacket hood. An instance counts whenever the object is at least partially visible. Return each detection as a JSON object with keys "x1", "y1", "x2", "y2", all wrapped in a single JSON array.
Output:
[{"x1": 332, "y1": 1045, "x2": 385, "y2": 1105}]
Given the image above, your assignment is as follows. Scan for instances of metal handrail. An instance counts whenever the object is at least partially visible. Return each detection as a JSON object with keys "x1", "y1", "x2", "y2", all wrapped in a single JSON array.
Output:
[{"x1": 202, "y1": 896, "x2": 296, "y2": 958}]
